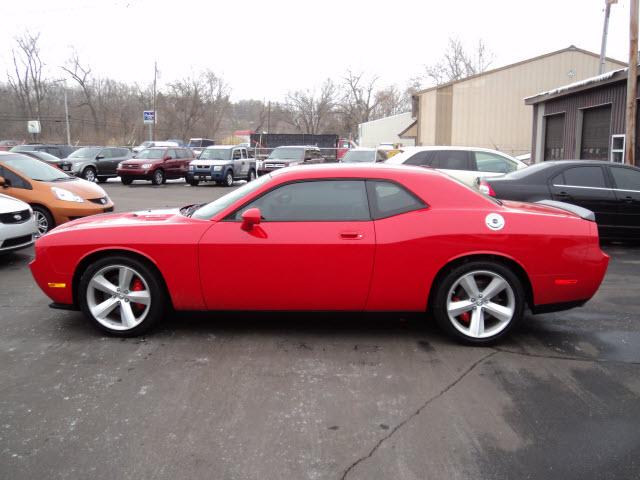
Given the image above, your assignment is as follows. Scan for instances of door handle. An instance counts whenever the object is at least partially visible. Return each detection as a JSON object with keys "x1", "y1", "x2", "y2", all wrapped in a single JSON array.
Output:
[
  {"x1": 624, "y1": 196, "x2": 634, "y2": 203},
  {"x1": 340, "y1": 232, "x2": 363, "y2": 240}
]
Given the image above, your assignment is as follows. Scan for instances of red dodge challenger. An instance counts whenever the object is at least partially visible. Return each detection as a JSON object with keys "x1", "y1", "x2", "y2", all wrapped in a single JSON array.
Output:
[{"x1": 30, "y1": 164, "x2": 609, "y2": 344}]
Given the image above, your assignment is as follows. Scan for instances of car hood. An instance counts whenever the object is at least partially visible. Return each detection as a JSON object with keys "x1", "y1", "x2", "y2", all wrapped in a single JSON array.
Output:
[
  {"x1": 0, "y1": 192, "x2": 30, "y2": 213},
  {"x1": 191, "y1": 159, "x2": 230, "y2": 166},
  {"x1": 50, "y1": 208, "x2": 182, "y2": 233},
  {"x1": 42, "y1": 178, "x2": 108, "y2": 198}
]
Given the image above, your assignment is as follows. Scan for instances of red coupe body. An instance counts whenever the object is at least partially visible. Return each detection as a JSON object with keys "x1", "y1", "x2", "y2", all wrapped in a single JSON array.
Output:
[{"x1": 30, "y1": 164, "x2": 608, "y2": 317}]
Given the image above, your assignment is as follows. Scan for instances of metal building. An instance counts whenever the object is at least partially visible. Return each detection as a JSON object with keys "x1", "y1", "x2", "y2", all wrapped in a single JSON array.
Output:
[
  {"x1": 408, "y1": 46, "x2": 626, "y2": 157},
  {"x1": 357, "y1": 112, "x2": 415, "y2": 148},
  {"x1": 525, "y1": 67, "x2": 638, "y2": 165}
]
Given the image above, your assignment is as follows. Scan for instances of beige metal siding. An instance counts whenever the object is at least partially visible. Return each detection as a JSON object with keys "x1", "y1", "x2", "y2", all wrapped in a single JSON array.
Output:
[
  {"x1": 435, "y1": 85, "x2": 453, "y2": 145},
  {"x1": 418, "y1": 90, "x2": 437, "y2": 145},
  {"x1": 417, "y1": 49, "x2": 623, "y2": 155}
]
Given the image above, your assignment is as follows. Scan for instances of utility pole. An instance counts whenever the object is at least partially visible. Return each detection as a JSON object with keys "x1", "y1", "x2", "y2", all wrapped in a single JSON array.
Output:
[
  {"x1": 267, "y1": 101, "x2": 271, "y2": 133},
  {"x1": 63, "y1": 87, "x2": 71, "y2": 145},
  {"x1": 151, "y1": 61, "x2": 157, "y2": 142},
  {"x1": 599, "y1": 0, "x2": 617, "y2": 75},
  {"x1": 625, "y1": 0, "x2": 638, "y2": 166}
]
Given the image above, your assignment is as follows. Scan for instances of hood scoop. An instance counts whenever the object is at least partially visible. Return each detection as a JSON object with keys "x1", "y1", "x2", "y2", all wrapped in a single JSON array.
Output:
[{"x1": 129, "y1": 208, "x2": 179, "y2": 221}]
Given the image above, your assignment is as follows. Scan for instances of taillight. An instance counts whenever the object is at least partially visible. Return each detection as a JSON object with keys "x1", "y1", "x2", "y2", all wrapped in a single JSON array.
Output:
[{"x1": 478, "y1": 179, "x2": 496, "y2": 197}]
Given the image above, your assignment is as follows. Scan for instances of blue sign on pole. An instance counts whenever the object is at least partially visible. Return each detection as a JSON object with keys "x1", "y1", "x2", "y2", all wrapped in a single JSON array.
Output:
[{"x1": 143, "y1": 110, "x2": 156, "y2": 124}]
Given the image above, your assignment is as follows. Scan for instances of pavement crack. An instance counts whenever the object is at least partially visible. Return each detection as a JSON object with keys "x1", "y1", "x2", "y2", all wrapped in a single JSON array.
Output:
[
  {"x1": 493, "y1": 347, "x2": 640, "y2": 366},
  {"x1": 339, "y1": 350, "x2": 497, "y2": 480}
]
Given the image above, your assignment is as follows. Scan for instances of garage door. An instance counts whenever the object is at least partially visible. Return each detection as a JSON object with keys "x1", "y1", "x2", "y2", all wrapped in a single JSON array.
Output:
[
  {"x1": 544, "y1": 114, "x2": 565, "y2": 161},
  {"x1": 580, "y1": 105, "x2": 611, "y2": 160}
]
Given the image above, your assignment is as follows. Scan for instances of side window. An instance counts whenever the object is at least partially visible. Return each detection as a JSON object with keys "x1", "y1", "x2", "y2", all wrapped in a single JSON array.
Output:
[
  {"x1": 44, "y1": 147, "x2": 61, "y2": 157},
  {"x1": 166, "y1": 149, "x2": 177, "y2": 159},
  {"x1": 0, "y1": 166, "x2": 30, "y2": 189},
  {"x1": 376, "y1": 150, "x2": 388, "y2": 162},
  {"x1": 99, "y1": 149, "x2": 111, "y2": 159},
  {"x1": 241, "y1": 148, "x2": 247, "y2": 159},
  {"x1": 367, "y1": 180, "x2": 426, "y2": 219},
  {"x1": 551, "y1": 173, "x2": 566, "y2": 185},
  {"x1": 563, "y1": 166, "x2": 607, "y2": 188},
  {"x1": 431, "y1": 151, "x2": 470, "y2": 170},
  {"x1": 610, "y1": 167, "x2": 640, "y2": 191},
  {"x1": 232, "y1": 149, "x2": 241, "y2": 160},
  {"x1": 234, "y1": 180, "x2": 370, "y2": 221},
  {"x1": 474, "y1": 152, "x2": 516, "y2": 173},
  {"x1": 404, "y1": 151, "x2": 432, "y2": 166}
]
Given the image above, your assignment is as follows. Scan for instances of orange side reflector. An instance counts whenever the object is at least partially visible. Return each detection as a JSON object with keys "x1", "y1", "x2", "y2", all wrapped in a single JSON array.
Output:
[
  {"x1": 47, "y1": 282, "x2": 67, "y2": 288},
  {"x1": 554, "y1": 279, "x2": 578, "y2": 285}
]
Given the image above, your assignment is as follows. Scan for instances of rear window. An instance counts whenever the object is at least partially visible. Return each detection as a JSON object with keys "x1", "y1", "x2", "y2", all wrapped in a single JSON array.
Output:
[{"x1": 367, "y1": 180, "x2": 426, "y2": 219}]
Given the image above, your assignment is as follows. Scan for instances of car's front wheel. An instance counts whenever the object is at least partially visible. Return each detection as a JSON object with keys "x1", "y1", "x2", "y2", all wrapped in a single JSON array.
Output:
[
  {"x1": 247, "y1": 169, "x2": 256, "y2": 182},
  {"x1": 121, "y1": 176, "x2": 133, "y2": 185},
  {"x1": 187, "y1": 178, "x2": 199, "y2": 186},
  {"x1": 224, "y1": 170, "x2": 234, "y2": 187},
  {"x1": 32, "y1": 205, "x2": 54, "y2": 235},
  {"x1": 432, "y1": 261, "x2": 525, "y2": 344},
  {"x1": 152, "y1": 169, "x2": 164, "y2": 185},
  {"x1": 78, "y1": 256, "x2": 166, "y2": 336},
  {"x1": 82, "y1": 167, "x2": 97, "y2": 182}
]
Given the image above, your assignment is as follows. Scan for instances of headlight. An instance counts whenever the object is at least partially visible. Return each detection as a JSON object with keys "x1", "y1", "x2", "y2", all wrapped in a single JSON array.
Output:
[
  {"x1": 141, "y1": 163, "x2": 153, "y2": 169},
  {"x1": 117, "y1": 162, "x2": 123, "y2": 169},
  {"x1": 189, "y1": 165, "x2": 194, "y2": 171},
  {"x1": 213, "y1": 166, "x2": 223, "y2": 171},
  {"x1": 51, "y1": 187, "x2": 84, "y2": 203},
  {"x1": 256, "y1": 160, "x2": 263, "y2": 169}
]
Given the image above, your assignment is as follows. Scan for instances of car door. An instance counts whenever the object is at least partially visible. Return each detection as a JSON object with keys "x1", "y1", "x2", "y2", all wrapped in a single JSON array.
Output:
[
  {"x1": 0, "y1": 165, "x2": 32, "y2": 204},
  {"x1": 164, "y1": 149, "x2": 178, "y2": 178},
  {"x1": 231, "y1": 148, "x2": 243, "y2": 177},
  {"x1": 95, "y1": 148, "x2": 111, "y2": 175},
  {"x1": 198, "y1": 179, "x2": 375, "y2": 310},
  {"x1": 549, "y1": 165, "x2": 618, "y2": 236},
  {"x1": 609, "y1": 165, "x2": 640, "y2": 238},
  {"x1": 108, "y1": 148, "x2": 127, "y2": 175},
  {"x1": 240, "y1": 148, "x2": 249, "y2": 176}
]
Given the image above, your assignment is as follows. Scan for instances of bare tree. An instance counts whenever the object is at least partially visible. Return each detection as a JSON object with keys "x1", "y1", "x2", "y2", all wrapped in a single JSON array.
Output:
[
  {"x1": 201, "y1": 70, "x2": 231, "y2": 139},
  {"x1": 283, "y1": 79, "x2": 337, "y2": 134},
  {"x1": 7, "y1": 32, "x2": 47, "y2": 119},
  {"x1": 337, "y1": 71, "x2": 381, "y2": 136},
  {"x1": 62, "y1": 51, "x2": 103, "y2": 141},
  {"x1": 372, "y1": 85, "x2": 410, "y2": 118},
  {"x1": 418, "y1": 38, "x2": 494, "y2": 87}
]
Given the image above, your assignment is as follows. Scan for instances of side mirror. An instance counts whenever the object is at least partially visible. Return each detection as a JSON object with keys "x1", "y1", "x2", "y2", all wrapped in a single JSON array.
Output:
[
  {"x1": 96, "y1": 155, "x2": 104, "y2": 160},
  {"x1": 241, "y1": 208, "x2": 261, "y2": 231},
  {"x1": 164, "y1": 156, "x2": 172, "y2": 161}
]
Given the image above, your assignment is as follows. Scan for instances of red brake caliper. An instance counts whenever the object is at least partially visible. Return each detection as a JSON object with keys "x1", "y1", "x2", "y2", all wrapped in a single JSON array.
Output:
[
  {"x1": 453, "y1": 296, "x2": 471, "y2": 324},
  {"x1": 131, "y1": 278, "x2": 145, "y2": 313}
]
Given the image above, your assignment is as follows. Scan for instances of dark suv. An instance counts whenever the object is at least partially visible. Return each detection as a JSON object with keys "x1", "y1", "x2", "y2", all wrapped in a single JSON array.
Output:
[
  {"x1": 10, "y1": 144, "x2": 78, "y2": 159},
  {"x1": 258, "y1": 146, "x2": 325, "y2": 176},
  {"x1": 117, "y1": 147, "x2": 194, "y2": 185},
  {"x1": 66, "y1": 146, "x2": 132, "y2": 182},
  {"x1": 187, "y1": 145, "x2": 256, "y2": 187}
]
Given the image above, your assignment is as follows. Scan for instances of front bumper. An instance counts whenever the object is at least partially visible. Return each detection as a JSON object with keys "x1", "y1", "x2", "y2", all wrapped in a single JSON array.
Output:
[
  {"x1": 50, "y1": 200, "x2": 115, "y2": 226},
  {"x1": 0, "y1": 215, "x2": 37, "y2": 253},
  {"x1": 117, "y1": 167, "x2": 154, "y2": 179},
  {"x1": 187, "y1": 168, "x2": 225, "y2": 181}
]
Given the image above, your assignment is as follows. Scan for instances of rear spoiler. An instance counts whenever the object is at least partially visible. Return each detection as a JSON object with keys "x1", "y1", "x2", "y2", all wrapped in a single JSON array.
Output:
[{"x1": 535, "y1": 200, "x2": 596, "y2": 222}]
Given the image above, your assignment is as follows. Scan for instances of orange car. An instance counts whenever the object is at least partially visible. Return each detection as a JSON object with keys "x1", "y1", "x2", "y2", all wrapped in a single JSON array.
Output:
[{"x1": 0, "y1": 152, "x2": 114, "y2": 235}]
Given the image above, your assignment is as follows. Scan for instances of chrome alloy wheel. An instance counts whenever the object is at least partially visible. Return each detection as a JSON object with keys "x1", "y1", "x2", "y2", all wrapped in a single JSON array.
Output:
[
  {"x1": 86, "y1": 264, "x2": 151, "y2": 331},
  {"x1": 34, "y1": 211, "x2": 49, "y2": 235},
  {"x1": 446, "y1": 270, "x2": 515, "y2": 339}
]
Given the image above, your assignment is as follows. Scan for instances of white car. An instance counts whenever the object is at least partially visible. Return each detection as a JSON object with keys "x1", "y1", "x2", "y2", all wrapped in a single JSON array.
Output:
[
  {"x1": 385, "y1": 146, "x2": 527, "y2": 186},
  {"x1": 132, "y1": 141, "x2": 179, "y2": 154},
  {"x1": 0, "y1": 193, "x2": 37, "y2": 254}
]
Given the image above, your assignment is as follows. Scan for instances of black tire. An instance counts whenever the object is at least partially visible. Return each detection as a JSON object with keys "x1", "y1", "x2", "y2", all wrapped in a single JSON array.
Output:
[
  {"x1": 32, "y1": 205, "x2": 54, "y2": 235},
  {"x1": 82, "y1": 167, "x2": 97, "y2": 182},
  {"x1": 247, "y1": 169, "x2": 256, "y2": 182},
  {"x1": 121, "y1": 176, "x2": 133, "y2": 185},
  {"x1": 432, "y1": 260, "x2": 525, "y2": 345},
  {"x1": 78, "y1": 255, "x2": 167, "y2": 337},
  {"x1": 187, "y1": 178, "x2": 200, "y2": 186},
  {"x1": 152, "y1": 169, "x2": 164, "y2": 185},
  {"x1": 97, "y1": 176, "x2": 108, "y2": 183},
  {"x1": 224, "y1": 170, "x2": 234, "y2": 187}
]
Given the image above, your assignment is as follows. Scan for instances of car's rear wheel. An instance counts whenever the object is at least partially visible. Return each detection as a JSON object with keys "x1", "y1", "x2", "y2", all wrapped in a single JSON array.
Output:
[
  {"x1": 432, "y1": 261, "x2": 524, "y2": 344},
  {"x1": 78, "y1": 256, "x2": 166, "y2": 336},
  {"x1": 121, "y1": 176, "x2": 133, "y2": 185},
  {"x1": 32, "y1": 205, "x2": 54, "y2": 235},
  {"x1": 247, "y1": 169, "x2": 256, "y2": 182},
  {"x1": 152, "y1": 169, "x2": 164, "y2": 185},
  {"x1": 82, "y1": 167, "x2": 97, "y2": 182},
  {"x1": 224, "y1": 170, "x2": 234, "y2": 187}
]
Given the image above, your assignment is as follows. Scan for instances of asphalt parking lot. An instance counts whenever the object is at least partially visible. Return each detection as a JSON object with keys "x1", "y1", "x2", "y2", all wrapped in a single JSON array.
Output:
[{"x1": 2, "y1": 179, "x2": 640, "y2": 480}]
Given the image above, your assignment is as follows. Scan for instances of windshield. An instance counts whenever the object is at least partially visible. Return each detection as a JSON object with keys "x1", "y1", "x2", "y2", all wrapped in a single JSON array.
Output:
[
  {"x1": 135, "y1": 149, "x2": 164, "y2": 159},
  {"x1": 342, "y1": 150, "x2": 376, "y2": 163},
  {"x1": 69, "y1": 147, "x2": 101, "y2": 158},
  {"x1": 267, "y1": 147, "x2": 304, "y2": 160},
  {"x1": 2, "y1": 155, "x2": 72, "y2": 181},
  {"x1": 199, "y1": 148, "x2": 232, "y2": 160},
  {"x1": 192, "y1": 175, "x2": 271, "y2": 220}
]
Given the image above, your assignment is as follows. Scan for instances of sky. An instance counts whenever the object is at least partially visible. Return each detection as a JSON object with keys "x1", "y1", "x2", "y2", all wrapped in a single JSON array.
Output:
[{"x1": 1, "y1": 0, "x2": 635, "y2": 101}]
